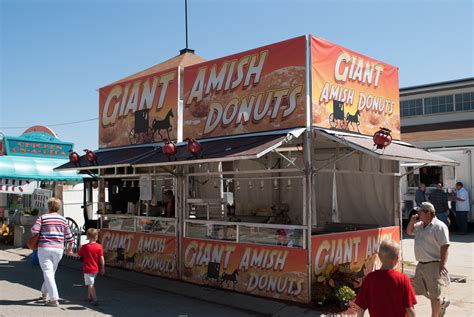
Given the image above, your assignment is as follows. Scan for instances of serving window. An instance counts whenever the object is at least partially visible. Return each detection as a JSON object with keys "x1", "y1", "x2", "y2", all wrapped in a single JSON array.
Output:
[
  {"x1": 406, "y1": 165, "x2": 455, "y2": 189},
  {"x1": 100, "y1": 175, "x2": 177, "y2": 235},
  {"x1": 184, "y1": 160, "x2": 307, "y2": 248},
  {"x1": 105, "y1": 176, "x2": 176, "y2": 218}
]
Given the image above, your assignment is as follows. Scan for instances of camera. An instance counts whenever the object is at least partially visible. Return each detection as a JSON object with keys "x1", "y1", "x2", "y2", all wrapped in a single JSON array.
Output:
[{"x1": 409, "y1": 208, "x2": 419, "y2": 220}]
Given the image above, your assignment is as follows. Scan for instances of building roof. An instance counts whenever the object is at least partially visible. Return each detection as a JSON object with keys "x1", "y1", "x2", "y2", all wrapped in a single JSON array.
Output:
[
  {"x1": 400, "y1": 77, "x2": 474, "y2": 94},
  {"x1": 55, "y1": 131, "x2": 300, "y2": 171},
  {"x1": 106, "y1": 51, "x2": 206, "y2": 87}
]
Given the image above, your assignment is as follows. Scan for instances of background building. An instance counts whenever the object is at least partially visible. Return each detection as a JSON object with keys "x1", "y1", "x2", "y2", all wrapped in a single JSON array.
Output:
[
  {"x1": 400, "y1": 77, "x2": 474, "y2": 221},
  {"x1": 400, "y1": 77, "x2": 474, "y2": 148}
]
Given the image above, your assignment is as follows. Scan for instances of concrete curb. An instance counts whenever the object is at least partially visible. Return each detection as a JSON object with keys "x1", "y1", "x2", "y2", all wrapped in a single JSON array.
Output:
[{"x1": 60, "y1": 256, "x2": 323, "y2": 317}]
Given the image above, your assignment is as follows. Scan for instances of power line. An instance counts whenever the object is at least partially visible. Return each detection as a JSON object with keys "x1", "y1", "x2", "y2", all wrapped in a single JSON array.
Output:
[{"x1": 0, "y1": 117, "x2": 98, "y2": 129}]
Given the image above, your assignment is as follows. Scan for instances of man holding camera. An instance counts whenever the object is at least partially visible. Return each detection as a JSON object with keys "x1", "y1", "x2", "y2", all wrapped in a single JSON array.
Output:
[{"x1": 407, "y1": 202, "x2": 450, "y2": 317}]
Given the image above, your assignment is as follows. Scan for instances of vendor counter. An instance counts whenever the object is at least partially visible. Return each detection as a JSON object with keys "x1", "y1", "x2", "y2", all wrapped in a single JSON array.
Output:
[
  {"x1": 311, "y1": 223, "x2": 379, "y2": 235},
  {"x1": 100, "y1": 214, "x2": 177, "y2": 235},
  {"x1": 98, "y1": 214, "x2": 399, "y2": 304},
  {"x1": 184, "y1": 219, "x2": 307, "y2": 248}
]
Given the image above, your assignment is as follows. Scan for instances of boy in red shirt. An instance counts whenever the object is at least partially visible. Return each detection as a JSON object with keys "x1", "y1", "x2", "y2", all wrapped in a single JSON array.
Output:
[
  {"x1": 355, "y1": 239, "x2": 417, "y2": 317},
  {"x1": 77, "y1": 228, "x2": 105, "y2": 305}
]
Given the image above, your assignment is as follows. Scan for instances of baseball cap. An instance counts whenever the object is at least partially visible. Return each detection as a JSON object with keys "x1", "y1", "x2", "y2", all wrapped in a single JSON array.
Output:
[{"x1": 414, "y1": 202, "x2": 435, "y2": 214}]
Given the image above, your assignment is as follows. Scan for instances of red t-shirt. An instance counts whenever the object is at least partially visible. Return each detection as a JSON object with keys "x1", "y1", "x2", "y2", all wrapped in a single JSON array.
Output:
[
  {"x1": 355, "y1": 269, "x2": 417, "y2": 317},
  {"x1": 78, "y1": 242, "x2": 104, "y2": 274}
]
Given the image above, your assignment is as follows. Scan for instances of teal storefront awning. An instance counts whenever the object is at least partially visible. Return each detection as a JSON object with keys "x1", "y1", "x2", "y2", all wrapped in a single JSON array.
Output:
[{"x1": 0, "y1": 155, "x2": 83, "y2": 181}]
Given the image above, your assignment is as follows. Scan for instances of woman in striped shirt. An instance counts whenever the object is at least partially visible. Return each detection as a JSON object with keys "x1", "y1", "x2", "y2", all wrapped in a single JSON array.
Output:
[{"x1": 31, "y1": 197, "x2": 73, "y2": 307}]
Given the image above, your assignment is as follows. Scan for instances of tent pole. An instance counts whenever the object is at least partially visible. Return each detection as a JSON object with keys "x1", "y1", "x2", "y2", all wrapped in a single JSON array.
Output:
[
  {"x1": 304, "y1": 34, "x2": 314, "y2": 303},
  {"x1": 178, "y1": 165, "x2": 184, "y2": 280}
]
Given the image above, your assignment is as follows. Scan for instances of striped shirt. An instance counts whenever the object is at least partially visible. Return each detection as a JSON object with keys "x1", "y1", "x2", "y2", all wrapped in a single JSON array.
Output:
[{"x1": 31, "y1": 212, "x2": 73, "y2": 249}]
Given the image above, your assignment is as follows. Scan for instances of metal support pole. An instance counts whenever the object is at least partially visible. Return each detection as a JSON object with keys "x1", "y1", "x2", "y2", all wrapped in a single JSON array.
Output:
[
  {"x1": 177, "y1": 165, "x2": 184, "y2": 280},
  {"x1": 184, "y1": 0, "x2": 189, "y2": 49},
  {"x1": 304, "y1": 34, "x2": 314, "y2": 303}
]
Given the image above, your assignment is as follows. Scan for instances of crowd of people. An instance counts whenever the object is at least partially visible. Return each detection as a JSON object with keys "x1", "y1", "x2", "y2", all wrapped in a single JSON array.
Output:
[{"x1": 415, "y1": 181, "x2": 470, "y2": 235}]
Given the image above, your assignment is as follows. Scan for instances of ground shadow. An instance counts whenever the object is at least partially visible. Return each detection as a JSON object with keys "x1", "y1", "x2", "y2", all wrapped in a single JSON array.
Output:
[
  {"x1": 0, "y1": 245, "x2": 260, "y2": 317},
  {"x1": 0, "y1": 298, "x2": 48, "y2": 307},
  {"x1": 0, "y1": 250, "x2": 95, "y2": 312}
]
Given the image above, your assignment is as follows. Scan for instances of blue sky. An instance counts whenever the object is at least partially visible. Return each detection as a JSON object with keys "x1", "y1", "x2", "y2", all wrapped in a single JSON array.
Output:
[{"x1": 1, "y1": 0, "x2": 473, "y2": 151}]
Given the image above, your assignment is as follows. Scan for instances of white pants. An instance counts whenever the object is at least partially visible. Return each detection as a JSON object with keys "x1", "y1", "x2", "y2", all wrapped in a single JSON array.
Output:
[{"x1": 38, "y1": 247, "x2": 63, "y2": 301}]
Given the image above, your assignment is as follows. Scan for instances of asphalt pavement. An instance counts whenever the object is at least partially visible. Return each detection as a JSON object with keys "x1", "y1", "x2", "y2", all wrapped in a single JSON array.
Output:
[
  {"x1": 0, "y1": 246, "x2": 262, "y2": 317},
  {"x1": 401, "y1": 232, "x2": 474, "y2": 317},
  {"x1": 1, "y1": 233, "x2": 473, "y2": 317}
]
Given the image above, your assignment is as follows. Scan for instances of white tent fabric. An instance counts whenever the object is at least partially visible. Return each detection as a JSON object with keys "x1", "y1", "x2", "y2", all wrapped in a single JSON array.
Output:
[
  {"x1": 314, "y1": 152, "x2": 397, "y2": 226},
  {"x1": 336, "y1": 154, "x2": 397, "y2": 226},
  {"x1": 312, "y1": 128, "x2": 460, "y2": 227},
  {"x1": 316, "y1": 129, "x2": 458, "y2": 166}
]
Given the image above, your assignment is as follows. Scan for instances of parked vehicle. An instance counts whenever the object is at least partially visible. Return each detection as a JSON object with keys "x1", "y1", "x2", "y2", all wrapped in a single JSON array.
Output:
[{"x1": 401, "y1": 146, "x2": 473, "y2": 222}]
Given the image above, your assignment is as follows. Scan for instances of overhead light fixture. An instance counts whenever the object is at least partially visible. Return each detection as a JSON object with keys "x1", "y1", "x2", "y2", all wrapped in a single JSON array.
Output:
[
  {"x1": 163, "y1": 140, "x2": 178, "y2": 160},
  {"x1": 186, "y1": 138, "x2": 203, "y2": 158},
  {"x1": 68, "y1": 150, "x2": 81, "y2": 167},
  {"x1": 84, "y1": 149, "x2": 98, "y2": 165},
  {"x1": 373, "y1": 127, "x2": 392, "y2": 150}
]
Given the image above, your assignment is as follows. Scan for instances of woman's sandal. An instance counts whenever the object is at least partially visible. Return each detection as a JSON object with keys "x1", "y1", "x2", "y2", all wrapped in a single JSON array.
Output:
[
  {"x1": 45, "y1": 300, "x2": 59, "y2": 307},
  {"x1": 36, "y1": 294, "x2": 48, "y2": 302}
]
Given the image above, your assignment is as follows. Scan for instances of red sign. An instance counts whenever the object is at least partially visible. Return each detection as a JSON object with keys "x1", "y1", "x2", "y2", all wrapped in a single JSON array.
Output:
[
  {"x1": 99, "y1": 68, "x2": 179, "y2": 148},
  {"x1": 183, "y1": 36, "x2": 307, "y2": 139},
  {"x1": 311, "y1": 226, "x2": 400, "y2": 283},
  {"x1": 182, "y1": 238, "x2": 309, "y2": 303},
  {"x1": 311, "y1": 36, "x2": 400, "y2": 139},
  {"x1": 99, "y1": 229, "x2": 178, "y2": 279}
]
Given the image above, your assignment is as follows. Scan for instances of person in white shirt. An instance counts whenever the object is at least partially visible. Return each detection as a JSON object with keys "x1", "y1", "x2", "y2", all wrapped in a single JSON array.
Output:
[
  {"x1": 407, "y1": 202, "x2": 450, "y2": 317},
  {"x1": 454, "y1": 182, "x2": 470, "y2": 235}
]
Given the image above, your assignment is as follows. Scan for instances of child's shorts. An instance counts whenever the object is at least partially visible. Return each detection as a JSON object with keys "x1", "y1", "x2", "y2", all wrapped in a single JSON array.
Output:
[{"x1": 84, "y1": 273, "x2": 97, "y2": 286}]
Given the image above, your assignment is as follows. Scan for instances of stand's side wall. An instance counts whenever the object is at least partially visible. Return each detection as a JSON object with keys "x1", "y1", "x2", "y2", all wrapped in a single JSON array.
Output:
[{"x1": 310, "y1": 226, "x2": 400, "y2": 298}]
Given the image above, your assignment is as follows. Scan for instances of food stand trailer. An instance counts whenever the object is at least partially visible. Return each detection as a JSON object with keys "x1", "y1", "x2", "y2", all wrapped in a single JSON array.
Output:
[
  {"x1": 56, "y1": 35, "x2": 456, "y2": 303},
  {"x1": 0, "y1": 126, "x2": 84, "y2": 247}
]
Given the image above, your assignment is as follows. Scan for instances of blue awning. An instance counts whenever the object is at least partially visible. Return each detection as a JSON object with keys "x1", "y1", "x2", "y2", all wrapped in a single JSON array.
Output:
[{"x1": 0, "y1": 155, "x2": 83, "y2": 181}]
